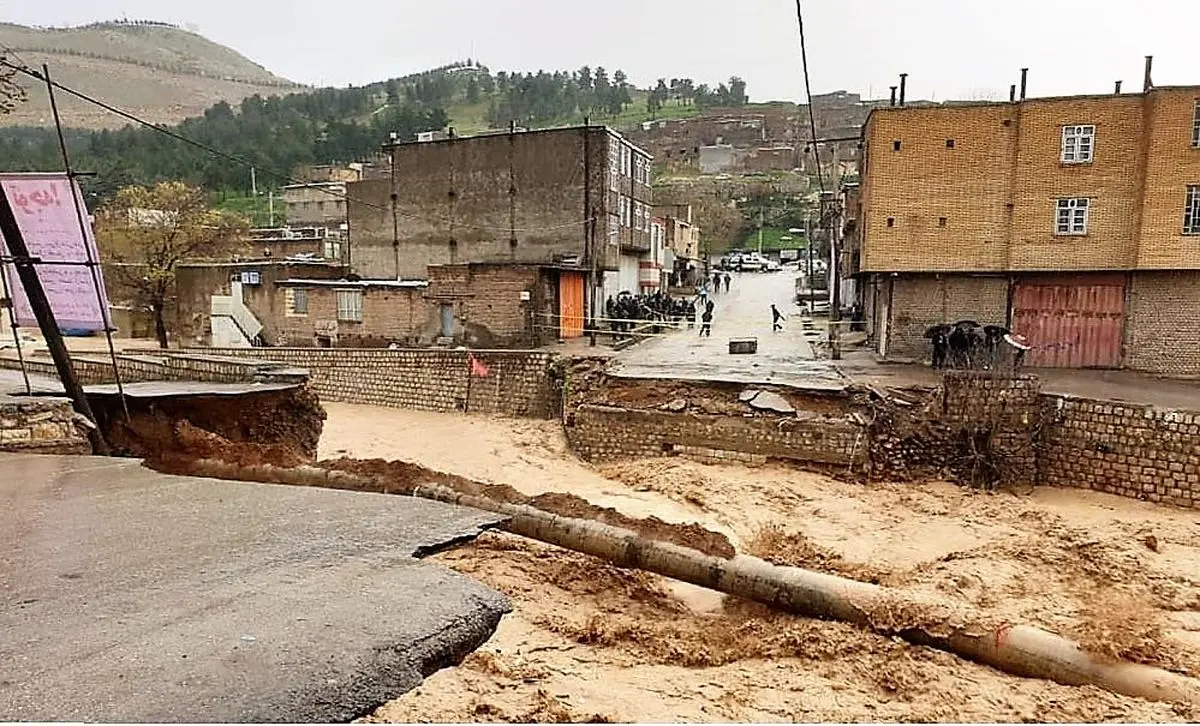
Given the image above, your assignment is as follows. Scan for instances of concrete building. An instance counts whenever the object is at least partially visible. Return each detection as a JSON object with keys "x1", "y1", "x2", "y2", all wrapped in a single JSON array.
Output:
[
  {"x1": 282, "y1": 182, "x2": 350, "y2": 227},
  {"x1": 249, "y1": 226, "x2": 345, "y2": 262},
  {"x1": 655, "y1": 204, "x2": 702, "y2": 287},
  {"x1": 854, "y1": 79, "x2": 1200, "y2": 375},
  {"x1": 346, "y1": 125, "x2": 652, "y2": 337}
]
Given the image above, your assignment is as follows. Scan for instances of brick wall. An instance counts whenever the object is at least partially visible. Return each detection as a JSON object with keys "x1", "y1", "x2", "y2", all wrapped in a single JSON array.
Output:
[
  {"x1": 565, "y1": 404, "x2": 867, "y2": 466},
  {"x1": 1040, "y1": 395, "x2": 1199, "y2": 509},
  {"x1": 1125, "y1": 271, "x2": 1200, "y2": 377},
  {"x1": 862, "y1": 88, "x2": 1200, "y2": 274},
  {"x1": 0, "y1": 395, "x2": 90, "y2": 455},
  {"x1": 883, "y1": 273, "x2": 1010, "y2": 359},
  {"x1": 0, "y1": 352, "x2": 305, "y2": 386},
  {"x1": 273, "y1": 285, "x2": 432, "y2": 347},
  {"x1": 426, "y1": 264, "x2": 557, "y2": 347},
  {"x1": 942, "y1": 371, "x2": 1040, "y2": 487},
  {"x1": 200, "y1": 347, "x2": 557, "y2": 418}
]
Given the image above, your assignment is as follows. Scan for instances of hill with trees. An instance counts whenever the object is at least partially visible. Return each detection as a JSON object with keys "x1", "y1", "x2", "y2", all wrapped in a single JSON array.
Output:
[
  {"x1": 0, "y1": 56, "x2": 754, "y2": 205},
  {"x1": 0, "y1": 21, "x2": 301, "y2": 129}
]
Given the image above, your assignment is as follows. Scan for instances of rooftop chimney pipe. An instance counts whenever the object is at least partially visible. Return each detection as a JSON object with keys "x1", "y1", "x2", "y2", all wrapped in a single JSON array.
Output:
[
  {"x1": 1114, "y1": 80, "x2": 1123, "y2": 94},
  {"x1": 1009, "y1": 84, "x2": 1017, "y2": 103},
  {"x1": 889, "y1": 86, "x2": 897, "y2": 107},
  {"x1": 899, "y1": 73, "x2": 908, "y2": 106},
  {"x1": 1020, "y1": 68, "x2": 1028, "y2": 100},
  {"x1": 1143, "y1": 56, "x2": 1154, "y2": 93}
]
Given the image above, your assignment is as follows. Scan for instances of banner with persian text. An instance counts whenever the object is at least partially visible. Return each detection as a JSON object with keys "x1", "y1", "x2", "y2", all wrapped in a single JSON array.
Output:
[{"x1": 0, "y1": 173, "x2": 112, "y2": 331}]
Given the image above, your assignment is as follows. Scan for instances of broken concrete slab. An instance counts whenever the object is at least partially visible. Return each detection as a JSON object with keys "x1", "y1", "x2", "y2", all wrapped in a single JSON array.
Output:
[
  {"x1": 747, "y1": 390, "x2": 796, "y2": 414},
  {"x1": 738, "y1": 389, "x2": 762, "y2": 403},
  {"x1": 0, "y1": 454, "x2": 509, "y2": 723},
  {"x1": 662, "y1": 398, "x2": 688, "y2": 412}
]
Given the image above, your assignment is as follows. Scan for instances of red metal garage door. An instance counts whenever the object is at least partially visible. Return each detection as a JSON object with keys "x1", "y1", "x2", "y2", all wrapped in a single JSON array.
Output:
[{"x1": 1011, "y1": 274, "x2": 1125, "y2": 368}]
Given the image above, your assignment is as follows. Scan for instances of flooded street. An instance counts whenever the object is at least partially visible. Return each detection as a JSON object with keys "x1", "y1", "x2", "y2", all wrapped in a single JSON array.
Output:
[{"x1": 323, "y1": 402, "x2": 1200, "y2": 723}]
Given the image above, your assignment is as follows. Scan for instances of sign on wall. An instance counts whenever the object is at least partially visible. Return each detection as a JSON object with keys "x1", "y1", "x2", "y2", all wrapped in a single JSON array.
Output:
[{"x1": 0, "y1": 173, "x2": 112, "y2": 331}]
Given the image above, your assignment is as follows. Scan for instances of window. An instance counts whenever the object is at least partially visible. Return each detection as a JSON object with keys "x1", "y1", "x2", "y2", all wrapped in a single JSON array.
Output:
[
  {"x1": 286, "y1": 288, "x2": 308, "y2": 317},
  {"x1": 337, "y1": 289, "x2": 363, "y2": 322},
  {"x1": 945, "y1": 139, "x2": 955, "y2": 149},
  {"x1": 609, "y1": 214, "x2": 620, "y2": 246},
  {"x1": 938, "y1": 216, "x2": 948, "y2": 227},
  {"x1": 886, "y1": 217, "x2": 895, "y2": 227},
  {"x1": 609, "y1": 142, "x2": 620, "y2": 191},
  {"x1": 1061, "y1": 125, "x2": 1095, "y2": 164},
  {"x1": 621, "y1": 145, "x2": 631, "y2": 177},
  {"x1": 892, "y1": 140, "x2": 902, "y2": 151},
  {"x1": 1055, "y1": 198, "x2": 1090, "y2": 235},
  {"x1": 1184, "y1": 186, "x2": 1200, "y2": 235},
  {"x1": 620, "y1": 195, "x2": 630, "y2": 227},
  {"x1": 1193, "y1": 102, "x2": 1200, "y2": 148}
]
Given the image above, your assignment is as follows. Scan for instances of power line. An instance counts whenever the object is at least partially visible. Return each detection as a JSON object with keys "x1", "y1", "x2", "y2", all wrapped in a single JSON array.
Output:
[
  {"x1": 794, "y1": 0, "x2": 826, "y2": 196},
  {"x1": 0, "y1": 56, "x2": 594, "y2": 234}
]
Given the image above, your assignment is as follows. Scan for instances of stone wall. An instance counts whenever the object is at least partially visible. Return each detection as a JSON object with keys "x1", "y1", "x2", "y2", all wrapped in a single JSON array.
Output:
[
  {"x1": 199, "y1": 347, "x2": 557, "y2": 418},
  {"x1": 1040, "y1": 395, "x2": 1199, "y2": 509},
  {"x1": 0, "y1": 395, "x2": 90, "y2": 455},
  {"x1": 942, "y1": 371, "x2": 1041, "y2": 488},
  {"x1": 566, "y1": 404, "x2": 867, "y2": 467}
]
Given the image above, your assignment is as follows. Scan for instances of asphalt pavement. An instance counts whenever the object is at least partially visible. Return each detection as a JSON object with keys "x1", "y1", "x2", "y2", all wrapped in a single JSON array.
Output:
[
  {"x1": 0, "y1": 454, "x2": 509, "y2": 722},
  {"x1": 609, "y1": 268, "x2": 848, "y2": 391}
]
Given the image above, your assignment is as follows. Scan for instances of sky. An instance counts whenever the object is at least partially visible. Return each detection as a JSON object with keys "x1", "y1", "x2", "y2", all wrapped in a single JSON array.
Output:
[{"x1": 5, "y1": 0, "x2": 1200, "y2": 102}]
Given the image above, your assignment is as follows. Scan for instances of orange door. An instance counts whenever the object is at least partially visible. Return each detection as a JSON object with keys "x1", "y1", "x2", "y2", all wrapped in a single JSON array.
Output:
[
  {"x1": 1011, "y1": 274, "x2": 1125, "y2": 368},
  {"x1": 559, "y1": 272, "x2": 585, "y2": 338}
]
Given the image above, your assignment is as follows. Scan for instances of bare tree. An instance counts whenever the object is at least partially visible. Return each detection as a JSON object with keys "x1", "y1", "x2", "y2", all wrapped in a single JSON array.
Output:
[{"x1": 96, "y1": 182, "x2": 249, "y2": 348}]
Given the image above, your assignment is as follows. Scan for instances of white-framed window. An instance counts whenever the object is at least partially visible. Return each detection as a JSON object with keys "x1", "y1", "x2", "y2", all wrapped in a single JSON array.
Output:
[
  {"x1": 337, "y1": 289, "x2": 363, "y2": 322},
  {"x1": 1055, "y1": 197, "x2": 1090, "y2": 235},
  {"x1": 608, "y1": 214, "x2": 620, "y2": 246},
  {"x1": 621, "y1": 145, "x2": 631, "y2": 177},
  {"x1": 1061, "y1": 125, "x2": 1095, "y2": 164},
  {"x1": 1192, "y1": 102, "x2": 1200, "y2": 148},
  {"x1": 620, "y1": 195, "x2": 630, "y2": 227},
  {"x1": 1184, "y1": 185, "x2": 1200, "y2": 235},
  {"x1": 286, "y1": 288, "x2": 309, "y2": 317}
]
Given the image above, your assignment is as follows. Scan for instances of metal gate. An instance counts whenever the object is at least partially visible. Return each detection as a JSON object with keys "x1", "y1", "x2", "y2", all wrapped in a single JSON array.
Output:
[
  {"x1": 558, "y1": 272, "x2": 585, "y2": 338},
  {"x1": 1010, "y1": 274, "x2": 1125, "y2": 368}
]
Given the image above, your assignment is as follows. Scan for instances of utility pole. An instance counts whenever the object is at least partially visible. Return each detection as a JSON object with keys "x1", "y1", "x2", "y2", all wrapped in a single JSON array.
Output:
[
  {"x1": 0, "y1": 186, "x2": 109, "y2": 454},
  {"x1": 250, "y1": 166, "x2": 257, "y2": 197},
  {"x1": 757, "y1": 205, "x2": 764, "y2": 256},
  {"x1": 267, "y1": 190, "x2": 275, "y2": 227}
]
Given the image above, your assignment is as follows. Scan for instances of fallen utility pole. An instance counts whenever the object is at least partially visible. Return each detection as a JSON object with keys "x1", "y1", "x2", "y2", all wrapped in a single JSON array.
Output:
[
  {"x1": 0, "y1": 185, "x2": 109, "y2": 454},
  {"x1": 183, "y1": 458, "x2": 1200, "y2": 709}
]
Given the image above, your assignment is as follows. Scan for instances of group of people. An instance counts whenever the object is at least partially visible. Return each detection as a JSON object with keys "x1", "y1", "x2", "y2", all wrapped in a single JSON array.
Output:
[
  {"x1": 924, "y1": 320, "x2": 1032, "y2": 370},
  {"x1": 605, "y1": 292, "x2": 697, "y2": 340},
  {"x1": 710, "y1": 271, "x2": 732, "y2": 294}
]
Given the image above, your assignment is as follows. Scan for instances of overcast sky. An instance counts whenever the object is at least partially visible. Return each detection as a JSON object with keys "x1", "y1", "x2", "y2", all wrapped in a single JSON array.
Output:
[{"x1": 6, "y1": 0, "x2": 1199, "y2": 102}]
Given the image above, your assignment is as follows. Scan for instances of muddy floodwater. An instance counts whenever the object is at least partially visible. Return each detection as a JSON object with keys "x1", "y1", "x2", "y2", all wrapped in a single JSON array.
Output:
[{"x1": 320, "y1": 403, "x2": 1200, "y2": 723}]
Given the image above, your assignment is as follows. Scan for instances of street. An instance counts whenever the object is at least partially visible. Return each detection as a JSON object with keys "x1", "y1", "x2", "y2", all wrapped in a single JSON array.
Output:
[{"x1": 609, "y1": 268, "x2": 846, "y2": 391}]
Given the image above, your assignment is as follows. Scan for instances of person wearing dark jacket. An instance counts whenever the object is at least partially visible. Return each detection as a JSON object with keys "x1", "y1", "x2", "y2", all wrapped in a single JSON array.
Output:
[
  {"x1": 699, "y1": 307, "x2": 713, "y2": 337},
  {"x1": 771, "y1": 304, "x2": 785, "y2": 332}
]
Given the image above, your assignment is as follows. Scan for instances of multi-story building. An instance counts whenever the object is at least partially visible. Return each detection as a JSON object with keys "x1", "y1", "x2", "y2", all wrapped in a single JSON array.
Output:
[
  {"x1": 345, "y1": 125, "x2": 652, "y2": 338},
  {"x1": 853, "y1": 82, "x2": 1200, "y2": 375}
]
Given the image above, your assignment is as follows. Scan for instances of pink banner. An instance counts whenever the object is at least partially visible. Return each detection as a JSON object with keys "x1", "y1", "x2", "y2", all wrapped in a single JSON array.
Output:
[{"x1": 0, "y1": 173, "x2": 112, "y2": 331}]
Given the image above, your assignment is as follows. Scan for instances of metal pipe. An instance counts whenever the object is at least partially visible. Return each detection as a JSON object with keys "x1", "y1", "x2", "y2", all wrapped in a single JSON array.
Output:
[
  {"x1": 1143, "y1": 56, "x2": 1154, "y2": 93},
  {"x1": 1020, "y1": 68, "x2": 1028, "y2": 100},
  {"x1": 889, "y1": 86, "x2": 897, "y2": 107},
  {"x1": 1009, "y1": 84, "x2": 1017, "y2": 103},
  {"x1": 898, "y1": 73, "x2": 908, "y2": 106},
  {"x1": 183, "y1": 457, "x2": 1200, "y2": 710},
  {"x1": 1114, "y1": 80, "x2": 1123, "y2": 94}
]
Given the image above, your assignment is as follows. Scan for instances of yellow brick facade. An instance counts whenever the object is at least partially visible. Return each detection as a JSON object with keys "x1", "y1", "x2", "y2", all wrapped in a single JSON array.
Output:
[{"x1": 861, "y1": 88, "x2": 1200, "y2": 273}]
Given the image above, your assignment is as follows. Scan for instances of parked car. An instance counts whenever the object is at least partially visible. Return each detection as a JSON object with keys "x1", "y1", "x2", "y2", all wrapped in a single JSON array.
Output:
[
  {"x1": 737, "y1": 254, "x2": 765, "y2": 272},
  {"x1": 764, "y1": 259, "x2": 782, "y2": 272}
]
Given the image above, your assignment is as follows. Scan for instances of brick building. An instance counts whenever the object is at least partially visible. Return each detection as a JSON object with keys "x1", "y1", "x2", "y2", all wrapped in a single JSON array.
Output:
[
  {"x1": 345, "y1": 125, "x2": 652, "y2": 336},
  {"x1": 854, "y1": 81, "x2": 1200, "y2": 375}
]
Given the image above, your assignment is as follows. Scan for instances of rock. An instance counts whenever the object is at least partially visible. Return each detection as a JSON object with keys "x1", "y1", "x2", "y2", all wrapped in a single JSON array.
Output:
[
  {"x1": 747, "y1": 391, "x2": 795, "y2": 414},
  {"x1": 662, "y1": 398, "x2": 688, "y2": 413},
  {"x1": 738, "y1": 389, "x2": 762, "y2": 402}
]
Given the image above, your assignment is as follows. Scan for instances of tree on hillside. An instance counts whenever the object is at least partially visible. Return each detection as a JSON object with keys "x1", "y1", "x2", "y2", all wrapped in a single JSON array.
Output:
[{"x1": 96, "y1": 182, "x2": 249, "y2": 348}]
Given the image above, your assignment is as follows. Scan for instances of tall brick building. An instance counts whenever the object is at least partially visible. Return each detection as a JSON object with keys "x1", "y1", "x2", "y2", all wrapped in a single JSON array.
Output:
[
  {"x1": 345, "y1": 125, "x2": 652, "y2": 337},
  {"x1": 854, "y1": 83, "x2": 1200, "y2": 375}
]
